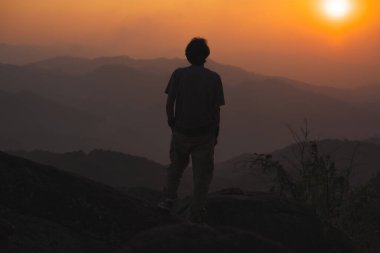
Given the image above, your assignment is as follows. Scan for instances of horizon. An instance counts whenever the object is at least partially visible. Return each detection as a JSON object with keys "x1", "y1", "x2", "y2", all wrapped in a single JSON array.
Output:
[
  {"x1": 1, "y1": 0, "x2": 380, "y2": 87},
  {"x1": 0, "y1": 44, "x2": 378, "y2": 90}
]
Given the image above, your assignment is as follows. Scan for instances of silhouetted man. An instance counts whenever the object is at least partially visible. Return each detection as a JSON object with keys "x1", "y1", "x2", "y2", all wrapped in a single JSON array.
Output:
[{"x1": 158, "y1": 38, "x2": 225, "y2": 223}]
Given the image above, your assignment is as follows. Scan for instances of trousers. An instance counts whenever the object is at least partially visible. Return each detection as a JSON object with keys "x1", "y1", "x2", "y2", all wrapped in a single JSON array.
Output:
[{"x1": 164, "y1": 130, "x2": 216, "y2": 220}]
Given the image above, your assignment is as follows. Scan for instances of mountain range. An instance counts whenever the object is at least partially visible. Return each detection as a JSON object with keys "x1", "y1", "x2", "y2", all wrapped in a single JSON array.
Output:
[
  {"x1": 214, "y1": 139, "x2": 380, "y2": 193},
  {"x1": 1, "y1": 56, "x2": 380, "y2": 163},
  {"x1": 9, "y1": 149, "x2": 166, "y2": 189},
  {"x1": 10, "y1": 139, "x2": 380, "y2": 197}
]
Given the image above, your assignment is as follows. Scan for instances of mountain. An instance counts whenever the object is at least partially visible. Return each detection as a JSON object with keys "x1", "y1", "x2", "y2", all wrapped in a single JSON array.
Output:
[
  {"x1": 9, "y1": 149, "x2": 196, "y2": 195},
  {"x1": 0, "y1": 89, "x2": 101, "y2": 151},
  {"x1": 0, "y1": 43, "x2": 95, "y2": 64},
  {"x1": 9, "y1": 149, "x2": 166, "y2": 189},
  {"x1": 27, "y1": 56, "x2": 183, "y2": 76},
  {"x1": 1, "y1": 57, "x2": 380, "y2": 162},
  {"x1": 365, "y1": 136, "x2": 380, "y2": 146},
  {"x1": 27, "y1": 55, "x2": 256, "y2": 85},
  {"x1": 270, "y1": 139, "x2": 380, "y2": 186},
  {"x1": 309, "y1": 84, "x2": 380, "y2": 105},
  {"x1": 214, "y1": 139, "x2": 380, "y2": 192},
  {"x1": 10, "y1": 138, "x2": 379, "y2": 198}
]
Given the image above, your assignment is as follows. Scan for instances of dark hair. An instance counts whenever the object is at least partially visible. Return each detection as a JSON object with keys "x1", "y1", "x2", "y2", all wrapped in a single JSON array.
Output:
[{"x1": 185, "y1": 37, "x2": 210, "y2": 65}]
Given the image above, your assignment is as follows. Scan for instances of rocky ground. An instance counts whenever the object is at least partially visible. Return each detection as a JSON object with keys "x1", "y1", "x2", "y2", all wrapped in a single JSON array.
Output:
[{"x1": 0, "y1": 151, "x2": 354, "y2": 253}]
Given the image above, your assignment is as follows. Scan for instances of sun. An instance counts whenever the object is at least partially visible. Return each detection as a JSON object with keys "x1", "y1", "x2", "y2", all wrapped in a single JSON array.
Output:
[{"x1": 322, "y1": 0, "x2": 352, "y2": 20}]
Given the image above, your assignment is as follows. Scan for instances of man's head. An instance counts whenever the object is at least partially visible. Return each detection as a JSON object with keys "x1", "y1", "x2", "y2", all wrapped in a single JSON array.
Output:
[{"x1": 185, "y1": 37, "x2": 210, "y2": 65}]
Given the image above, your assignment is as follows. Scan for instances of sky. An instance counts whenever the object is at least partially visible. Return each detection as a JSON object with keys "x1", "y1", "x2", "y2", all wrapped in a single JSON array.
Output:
[{"x1": 1, "y1": 0, "x2": 379, "y2": 87}]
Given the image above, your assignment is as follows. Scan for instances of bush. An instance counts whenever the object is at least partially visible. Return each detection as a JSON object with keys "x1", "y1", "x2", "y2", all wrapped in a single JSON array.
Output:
[
  {"x1": 340, "y1": 173, "x2": 380, "y2": 253},
  {"x1": 248, "y1": 122, "x2": 356, "y2": 226},
  {"x1": 245, "y1": 121, "x2": 380, "y2": 252}
]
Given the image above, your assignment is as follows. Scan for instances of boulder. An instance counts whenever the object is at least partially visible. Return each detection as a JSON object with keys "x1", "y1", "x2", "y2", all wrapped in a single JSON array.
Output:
[
  {"x1": 122, "y1": 223, "x2": 295, "y2": 253},
  {"x1": 174, "y1": 189, "x2": 354, "y2": 253},
  {"x1": 0, "y1": 151, "x2": 177, "y2": 252}
]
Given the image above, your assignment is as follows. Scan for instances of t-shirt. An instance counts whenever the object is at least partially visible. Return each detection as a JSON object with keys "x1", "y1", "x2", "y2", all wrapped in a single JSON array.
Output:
[{"x1": 165, "y1": 65, "x2": 225, "y2": 136}]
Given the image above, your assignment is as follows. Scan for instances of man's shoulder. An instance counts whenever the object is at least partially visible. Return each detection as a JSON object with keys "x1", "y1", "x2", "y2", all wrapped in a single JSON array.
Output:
[
  {"x1": 204, "y1": 67, "x2": 221, "y2": 78},
  {"x1": 172, "y1": 67, "x2": 188, "y2": 73},
  {"x1": 172, "y1": 66, "x2": 221, "y2": 80}
]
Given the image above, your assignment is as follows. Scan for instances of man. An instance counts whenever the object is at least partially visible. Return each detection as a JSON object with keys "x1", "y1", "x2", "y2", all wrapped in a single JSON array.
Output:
[{"x1": 158, "y1": 37, "x2": 225, "y2": 223}]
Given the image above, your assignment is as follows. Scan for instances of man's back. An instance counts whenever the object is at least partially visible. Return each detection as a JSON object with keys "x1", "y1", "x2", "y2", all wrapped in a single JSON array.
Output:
[{"x1": 165, "y1": 65, "x2": 225, "y2": 135}]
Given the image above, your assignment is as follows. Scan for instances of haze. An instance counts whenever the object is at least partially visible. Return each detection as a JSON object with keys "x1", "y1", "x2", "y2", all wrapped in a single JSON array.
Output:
[{"x1": 1, "y1": 0, "x2": 379, "y2": 87}]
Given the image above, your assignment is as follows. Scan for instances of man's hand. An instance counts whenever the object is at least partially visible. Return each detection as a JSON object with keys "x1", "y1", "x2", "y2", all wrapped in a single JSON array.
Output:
[
  {"x1": 166, "y1": 96, "x2": 175, "y2": 132},
  {"x1": 215, "y1": 127, "x2": 220, "y2": 146},
  {"x1": 168, "y1": 119, "x2": 175, "y2": 131}
]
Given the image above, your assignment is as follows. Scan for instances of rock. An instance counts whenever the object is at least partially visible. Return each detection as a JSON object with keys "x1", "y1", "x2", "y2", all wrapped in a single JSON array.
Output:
[
  {"x1": 0, "y1": 151, "x2": 354, "y2": 253},
  {"x1": 0, "y1": 151, "x2": 177, "y2": 253},
  {"x1": 175, "y1": 189, "x2": 354, "y2": 253},
  {"x1": 0, "y1": 217, "x2": 14, "y2": 237},
  {"x1": 0, "y1": 217, "x2": 14, "y2": 251},
  {"x1": 121, "y1": 223, "x2": 295, "y2": 253}
]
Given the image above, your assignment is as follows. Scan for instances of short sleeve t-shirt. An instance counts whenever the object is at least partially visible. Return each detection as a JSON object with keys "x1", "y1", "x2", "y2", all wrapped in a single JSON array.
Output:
[{"x1": 165, "y1": 65, "x2": 225, "y2": 135}]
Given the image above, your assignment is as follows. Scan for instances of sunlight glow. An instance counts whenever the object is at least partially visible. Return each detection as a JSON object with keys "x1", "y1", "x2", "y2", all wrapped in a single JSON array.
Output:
[{"x1": 322, "y1": 0, "x2": 352, "y2": 20}]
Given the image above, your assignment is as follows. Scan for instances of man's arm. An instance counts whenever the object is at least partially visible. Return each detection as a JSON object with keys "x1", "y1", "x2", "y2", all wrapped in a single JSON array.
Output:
[
  {"x1": 166, "y1": 96, "x2": 176, "y2": 129},
  {"x1": 215, "y1": 106, "x2": 221, "y2": 126},
  {"x1": 165, "y1": 69, "x2": 179, "y2": 130},
  {"x1": 215, "y1": 106, "x2": 221, "y2": 145},
  {"x1": 214, "y1": 73, "x2": 224, "y2": 145}
]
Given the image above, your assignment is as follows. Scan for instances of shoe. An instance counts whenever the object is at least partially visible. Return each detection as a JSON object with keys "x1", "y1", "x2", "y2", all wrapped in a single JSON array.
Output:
[{"x1": 157, "y1": 198, "x2": 176, "y2": 211}]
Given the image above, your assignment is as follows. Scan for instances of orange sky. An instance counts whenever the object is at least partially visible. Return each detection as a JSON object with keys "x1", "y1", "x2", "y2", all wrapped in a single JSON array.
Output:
[{"x1": 1, "y1": 0, "x2": 379, "y2": 87}]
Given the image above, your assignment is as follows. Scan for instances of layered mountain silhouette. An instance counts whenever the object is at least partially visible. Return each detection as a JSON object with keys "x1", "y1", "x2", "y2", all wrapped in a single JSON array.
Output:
[
  {"x1": 9, "y1": 149, "x2": 166, "y2": 189},
  {"x1": 0, "y1": 43, "x2": 95, "y2": 65},
  {"x1": 214, "y1": 139, "x2": 380, "y2": 192},
  {"x1": 366, "y1": 137, "x2": 380, "y2": 146},
  {"x1": 0, "y1": 151, "x2": 353, "y2": 253},
  {"x1": 0, "y1": 89, "x2": 100, "y2": 151},
  {"x1": 1, "y1": 56, "x2": 380, "y2": 163},
  {"x1": 9, "y1": 149, "x2": 192, "y2": 194},
  {"x1": 307, "y1": 83, "x2": 380, "y2": 105},
  {"x1": 10, "y1": 139, "x2": 380, "y2": 197}
]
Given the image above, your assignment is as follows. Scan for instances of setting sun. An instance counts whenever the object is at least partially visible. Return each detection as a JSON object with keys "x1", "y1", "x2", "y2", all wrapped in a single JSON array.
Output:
[{"x1": 322, "y1": 0, "x2": 353, "y2": 19}]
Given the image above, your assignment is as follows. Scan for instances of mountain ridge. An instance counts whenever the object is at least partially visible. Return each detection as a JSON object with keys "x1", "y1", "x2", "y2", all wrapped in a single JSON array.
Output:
[
  {"x1": 1, "y1": 56, "x2": 380, "y2": 162},
  {"x1": 214, "y1": 139, "x2": 380, "y2": 193},
  {"x1": 9, "y1": 149, "x2": 166, "y2": 190}
]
